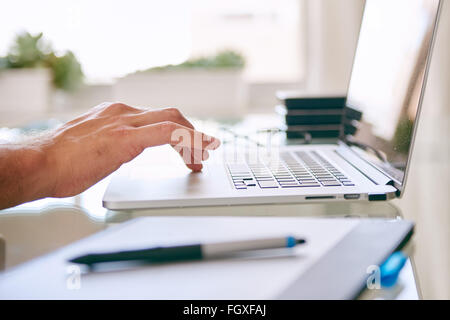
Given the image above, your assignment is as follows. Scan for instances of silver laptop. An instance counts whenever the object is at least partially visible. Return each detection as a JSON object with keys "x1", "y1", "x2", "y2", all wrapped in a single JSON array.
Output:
[{"x1": 103, "y1": 0, "x2": 442, "y2": 210}]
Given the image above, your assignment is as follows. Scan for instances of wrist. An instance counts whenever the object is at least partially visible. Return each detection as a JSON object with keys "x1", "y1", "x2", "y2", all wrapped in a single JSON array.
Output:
[
  {"x1": 4, "y1": 143, "x2": 54, "y2": 207},
  {"x1": 19, "y1": 144, "x2": 55, "y2": 201}
]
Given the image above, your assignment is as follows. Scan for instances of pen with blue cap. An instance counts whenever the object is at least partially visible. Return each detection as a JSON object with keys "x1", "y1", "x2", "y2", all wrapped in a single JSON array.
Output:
[{"x1": 69, "y1": 236, "x2": 306, "y2": 265}]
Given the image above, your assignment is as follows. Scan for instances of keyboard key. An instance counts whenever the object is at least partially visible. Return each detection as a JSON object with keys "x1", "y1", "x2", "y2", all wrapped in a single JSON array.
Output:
[
  {"x1": 277, "y1": 179, "x2": 296, "y2": 183},
  {"x1": 279, "y1": 181, "x2": 300, "y2": 185},
  {"x1": 292, "y1": 172, "x2": 308, "y2": 175},
  {"x1": 256, "y1": 178, "x2": 276, "y2": 182},
  {"x1": 296, "y1": 174, "x2": 313, "y2": 178},
  {"x1": 255, "y1": 176, "x2": 273, "y2": 180},
  {"x1": 275, "y1": 175, "x2": 294, "y2": 179},
  {"x1": 228, "y1": 164, "x2": 248, "y2": 171},
  {"x1": 252, "y1": 170, "x2": 270, "y2": 174},
  {"x1": 315, "y1": 177, "x2": 334, "y2": 180},
  {"x1": 273, "y1": 173, "x2": 291, "y2": 177},
  {"x1": 258, "y1": 181, "x2": 279, "y2": 188},
  {"x1": 321, "y1": 181, "x2": 342, "y2": 186},
  {"x1": 253, "y1": 173, "x2": 271, "y2": 177}
]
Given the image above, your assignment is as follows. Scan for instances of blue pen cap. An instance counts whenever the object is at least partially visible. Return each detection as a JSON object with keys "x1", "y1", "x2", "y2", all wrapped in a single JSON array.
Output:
[
  {"x1": 380, "y1": 251, "x2": 408, "y2": 288},
  {"x1": 286, "y1": 236, "x2": 297, "y2": 248}
]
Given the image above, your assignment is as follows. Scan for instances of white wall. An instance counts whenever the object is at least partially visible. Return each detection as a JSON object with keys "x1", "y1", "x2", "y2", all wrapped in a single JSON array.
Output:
[{"x1": 395, "y1": 0, "x2": 450, "y2": 299}]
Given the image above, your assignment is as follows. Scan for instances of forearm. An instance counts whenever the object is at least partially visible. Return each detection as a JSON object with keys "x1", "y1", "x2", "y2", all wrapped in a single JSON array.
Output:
[{"x1": 0, "y1": 144, "x2": 51, "y2": 209}]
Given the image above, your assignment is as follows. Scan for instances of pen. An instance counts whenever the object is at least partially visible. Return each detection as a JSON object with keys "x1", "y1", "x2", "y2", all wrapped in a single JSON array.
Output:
[{"x1": 68, "y1": 236, "x2": 306, "y2": 265}]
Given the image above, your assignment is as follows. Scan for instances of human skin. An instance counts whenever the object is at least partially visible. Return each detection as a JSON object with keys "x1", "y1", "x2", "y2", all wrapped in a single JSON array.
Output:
[{"x1": 0, "y1": 102, "x2": 220, "y2": 209}]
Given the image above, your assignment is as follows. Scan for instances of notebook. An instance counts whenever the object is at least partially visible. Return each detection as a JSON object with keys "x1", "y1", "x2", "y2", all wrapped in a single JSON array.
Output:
[{"x1": 0, "y1": 217, "x2": 413, "y2": 299}]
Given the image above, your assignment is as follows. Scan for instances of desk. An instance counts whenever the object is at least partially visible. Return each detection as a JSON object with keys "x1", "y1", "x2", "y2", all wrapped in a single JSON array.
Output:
[
  {"x1": 0, "y1": 114, "x2": 425, "y2": 300},
  {"x1": 0, "y1": 176, "x2": 420, "y2": 300}
]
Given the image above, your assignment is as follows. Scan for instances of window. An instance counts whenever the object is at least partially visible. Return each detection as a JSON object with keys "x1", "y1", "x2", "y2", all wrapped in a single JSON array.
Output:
[{"x1": 0, "y1": 0, "x2": 304, "y2": 83}]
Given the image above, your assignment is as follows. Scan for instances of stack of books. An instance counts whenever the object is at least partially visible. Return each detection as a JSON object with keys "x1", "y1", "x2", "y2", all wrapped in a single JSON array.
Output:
[{"x1": 276, "y1": 91, "x2": 362, "y2": 140}]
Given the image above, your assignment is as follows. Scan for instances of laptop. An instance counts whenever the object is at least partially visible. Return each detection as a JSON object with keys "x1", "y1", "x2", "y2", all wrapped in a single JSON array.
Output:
[{"x1": 103, "y1": 0, "x2": 442, "y2": 210}]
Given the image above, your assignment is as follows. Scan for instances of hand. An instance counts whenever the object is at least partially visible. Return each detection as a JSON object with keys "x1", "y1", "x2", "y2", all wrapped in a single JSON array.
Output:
[{"x1": 0, "y1": 102, "x2": 220, "y2": 208}]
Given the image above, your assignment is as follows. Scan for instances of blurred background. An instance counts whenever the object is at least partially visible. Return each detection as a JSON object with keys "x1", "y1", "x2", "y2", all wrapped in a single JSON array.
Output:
[
  {"x1": 0, "y1": 0, "x2": 364, "y2": 125},
  {"x1": 0, "y1": 0, "x2": 448, "y2": 299}
]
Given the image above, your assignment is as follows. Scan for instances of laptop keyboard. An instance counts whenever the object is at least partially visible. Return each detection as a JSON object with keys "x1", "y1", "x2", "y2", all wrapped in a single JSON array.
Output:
[{"x1": 227, "y1": 151, "x2": 355, "y2": 190}]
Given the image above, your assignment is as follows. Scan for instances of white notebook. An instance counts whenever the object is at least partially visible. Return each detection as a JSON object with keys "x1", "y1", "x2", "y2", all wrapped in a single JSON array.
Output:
[{"x1": 0, "y1": 217, "x2": 412, "y2": 299}]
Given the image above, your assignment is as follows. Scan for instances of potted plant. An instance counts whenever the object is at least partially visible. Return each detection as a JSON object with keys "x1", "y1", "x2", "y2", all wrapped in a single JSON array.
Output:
[
  {"x1": 113, "y1": 50, "x2": 247, "y2": 119},
  {"x1": 0, "y1": 32, "x2": 83, "y2": 126}
]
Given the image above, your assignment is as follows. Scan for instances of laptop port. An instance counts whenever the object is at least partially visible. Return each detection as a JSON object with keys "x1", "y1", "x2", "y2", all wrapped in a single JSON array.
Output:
[
  {"x1": 305, "y1": 196, "x2": 335, "y2": 200},
  {"x1": 368, "y1": 194, "x2": 387, "y2": 201},
  {"x1": 344, "y1": 194, "x2": 361, "y2": 200}
]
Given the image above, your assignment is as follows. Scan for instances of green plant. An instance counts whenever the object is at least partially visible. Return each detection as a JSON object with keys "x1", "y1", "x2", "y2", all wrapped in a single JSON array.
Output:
[
  {"x1": 147, "y1": 50, "x2": 245, "y2": 72},
  {"x1": 0, "y1": 32, "x2": 84, "y2": 91},
  {"x1": 6, "y1": 32, "x2": 50, "y2": 69},
  {"x1": 46, "y1": 51, "x2": 84, "y2": 91}
]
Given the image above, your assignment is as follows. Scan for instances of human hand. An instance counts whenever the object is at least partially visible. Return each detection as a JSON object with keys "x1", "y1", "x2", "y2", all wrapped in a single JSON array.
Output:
[{"x1": 0, "y1": 102, "x2": 220, "y2": 208}]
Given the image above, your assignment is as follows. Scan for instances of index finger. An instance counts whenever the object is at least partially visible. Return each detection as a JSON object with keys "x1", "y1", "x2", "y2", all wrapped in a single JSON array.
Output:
[
  {"x1": 130, "y1": 121, "x2": 221, "y2": 151},
  {"x1": 127, "y1": 107, "x2": 195, "y2": 130}
]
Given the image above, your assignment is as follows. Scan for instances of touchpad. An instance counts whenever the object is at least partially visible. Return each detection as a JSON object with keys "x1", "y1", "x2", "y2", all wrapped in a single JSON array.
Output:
[{"x1": 128, "y1": 164, "x2": 213, "y2": 197}]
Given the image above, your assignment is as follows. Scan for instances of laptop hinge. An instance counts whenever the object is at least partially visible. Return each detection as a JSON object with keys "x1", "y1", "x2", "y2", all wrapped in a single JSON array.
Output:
[{"x1": 335, "y1": 144, "x2": 394, "y2": 187}]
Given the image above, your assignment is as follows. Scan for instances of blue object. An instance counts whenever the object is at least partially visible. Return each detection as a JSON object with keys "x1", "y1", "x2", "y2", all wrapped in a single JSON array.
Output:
[
  {"x1": 380, "y1": 251, "x2": 408, "y2": 288},
  {"x1": 286, "y1": 236, "x2": 297, "y2": 248}
]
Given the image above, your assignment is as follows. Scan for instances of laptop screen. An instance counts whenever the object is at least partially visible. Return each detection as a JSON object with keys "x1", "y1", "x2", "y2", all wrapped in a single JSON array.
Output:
[{"x1": 346, "y1": 0, "x2": 441, "y2": 187}]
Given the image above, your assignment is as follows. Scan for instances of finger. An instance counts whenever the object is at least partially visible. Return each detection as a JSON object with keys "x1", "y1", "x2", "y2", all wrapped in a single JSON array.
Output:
[
  {"x1": 131, "y1": 122, "x2": 220, "y2": 151},
  {"x1": 129, "y1": 122, "x2": 220, "y2": 169},
  {"x1": 180, "y1": 151, "x2": 204, "y2": 172},
  {"x1": 126, "y1": 107, "x2": 195, "y2": 130},
  {"x1": 174, "y1": 146, "x2": 210, "y2": 167},
  {"x1": 175, "y1": 145, "x2": 210, "y2": 161},
  {"x1": 124, "y1": 108, "x2": 197, "y2": 161}
]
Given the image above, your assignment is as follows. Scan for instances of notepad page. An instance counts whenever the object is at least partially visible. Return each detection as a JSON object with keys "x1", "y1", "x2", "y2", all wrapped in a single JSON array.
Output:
[{"x1": 0, "y1": 217, "x2": 360, "y2": 299}]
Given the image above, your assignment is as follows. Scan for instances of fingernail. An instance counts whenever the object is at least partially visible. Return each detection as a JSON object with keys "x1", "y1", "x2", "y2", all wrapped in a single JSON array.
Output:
[
  {"x1": 191, "y1": 164, "x2": 203, "y2": 172},
  {"x1": 206, "y1": 138, "x2": 221, "y2": 150},
  {"x1": 212, "y1": 139, "x2": 221, "y2": 149}
]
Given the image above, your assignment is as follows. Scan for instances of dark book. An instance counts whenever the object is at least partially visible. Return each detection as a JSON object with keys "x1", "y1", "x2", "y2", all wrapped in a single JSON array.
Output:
[
  {"x1": 286, "y1": 130, "x2": 341, "y2": 139},
  {"x1": 283, "y1": 114, "x2": 344, "y2": 126},
  {"x1": 282, "y1": 121, "x2": 358, "y2": 140},
  {"x1": 276, "y1": 91, "x2": 346, "y2": 110},
  {"x1": 344, "y1": 106, "x2": 363, "y2": 121},
  {"x1": 275, "y1": 105, "x2": 362, "y2": 126},
  {"x1": 282, "y1": 124, "x2": 341, "y2": 139},
  {"x1": 276, "y1": 105, "x2": 343, "y2": 125}
]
